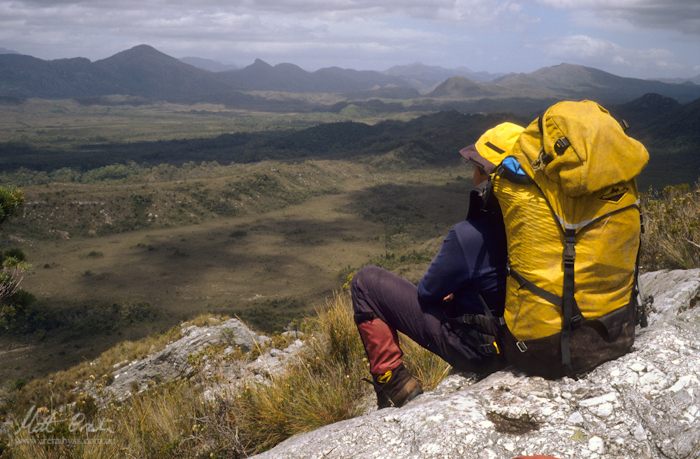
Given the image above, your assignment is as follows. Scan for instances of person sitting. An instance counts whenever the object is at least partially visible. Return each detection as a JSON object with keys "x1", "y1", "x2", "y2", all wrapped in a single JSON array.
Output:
[{"x1": 351, "y1": 122, "x2": 524, "y2": 408}]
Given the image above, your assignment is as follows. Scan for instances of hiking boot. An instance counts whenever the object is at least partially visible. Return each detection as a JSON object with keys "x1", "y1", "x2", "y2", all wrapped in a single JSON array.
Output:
[{"x1": 368, "y1": 364, "x2": 423, "y2": 409}]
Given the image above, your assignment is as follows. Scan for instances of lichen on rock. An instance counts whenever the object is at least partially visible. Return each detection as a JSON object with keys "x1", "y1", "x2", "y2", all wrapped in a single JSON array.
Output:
[{"x1": 254, "y1": 269, "x2": 700, "y2": 459}]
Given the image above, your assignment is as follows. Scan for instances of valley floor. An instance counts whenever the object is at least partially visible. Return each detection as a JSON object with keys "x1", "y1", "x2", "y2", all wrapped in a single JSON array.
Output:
[{"x1": 0, "y1": 160, "x2": 471, "y2": 385}]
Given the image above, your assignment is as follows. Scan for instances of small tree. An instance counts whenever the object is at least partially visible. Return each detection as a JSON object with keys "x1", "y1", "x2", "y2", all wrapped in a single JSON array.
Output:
[
  {"x1": 0, "y1": 186, "x2": 23, "y2": 225},
  {"x1": 0, "y1": 186, "x2": 34, "y2": 332}
]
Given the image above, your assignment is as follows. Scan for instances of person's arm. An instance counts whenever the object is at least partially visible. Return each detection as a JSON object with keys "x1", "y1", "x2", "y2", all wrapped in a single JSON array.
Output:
[{"x1": 417, "y1": 226, "x2": 471, "y2": 306}]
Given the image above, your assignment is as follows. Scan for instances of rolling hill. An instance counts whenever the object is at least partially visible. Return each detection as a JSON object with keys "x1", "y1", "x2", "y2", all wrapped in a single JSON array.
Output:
[
  {"x1": 218, "y1": 59, "x2": 409, "y2": 93},
  {"x1": 0, "y1": 54, "x2": 118, "y2": 98},
  {"x1": 613, "y1": 93, "x2": 682, "y2": 132},
  {"x1": 610, "y1": 93, "x2": 700, "y2": 186},
  {"x1": 428, "y1": 63, "x2": 700, "y2": 104},
  {"x1": 384, "y1": 63, "x2": 502, "y2": 92},
  {"x1": 429, "y1": 77, "x2": 498, "y2": 98}
]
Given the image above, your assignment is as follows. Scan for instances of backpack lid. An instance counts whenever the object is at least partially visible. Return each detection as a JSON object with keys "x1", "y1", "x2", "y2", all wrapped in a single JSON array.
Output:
[
  {"x1": 533, "y1": 100, "x2": 649, "y2": 196},
  {"x1": 460, "y1": 122, "x2": 525, "y2": 173}
]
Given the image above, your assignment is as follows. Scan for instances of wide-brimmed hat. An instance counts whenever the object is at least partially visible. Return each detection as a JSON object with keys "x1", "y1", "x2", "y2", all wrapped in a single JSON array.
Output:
[{"x1": 459, "y1": 122, "x2": 525, "y2": 174}]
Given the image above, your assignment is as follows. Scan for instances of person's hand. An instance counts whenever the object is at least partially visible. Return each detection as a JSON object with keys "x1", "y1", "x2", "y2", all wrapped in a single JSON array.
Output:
[{"x1": 443, "y1": 293, "x2": 454, "y2": 302}]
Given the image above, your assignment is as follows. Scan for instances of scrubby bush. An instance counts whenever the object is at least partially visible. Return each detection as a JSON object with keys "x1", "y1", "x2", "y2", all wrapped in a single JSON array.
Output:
[
  {"x1": 641, "y1": 183, "x2": 700, "y2": 270},
  {"x1": 0, "y1": 290, "x2": 38, "y2": 332},
  {"x1": 0, "y1": 186, "x2": 22, "y2": 225},
  {"x1": 0, "y1": 186, "x2": 37, "y2": 332}
]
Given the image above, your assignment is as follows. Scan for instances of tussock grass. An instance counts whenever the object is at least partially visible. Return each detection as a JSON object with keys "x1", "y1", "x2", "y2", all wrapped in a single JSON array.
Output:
[
  {"x1": 6, "y1": 382, "x2": 205, "y2": 459},
  {"x1": 220, "y1": 292, "x2": 448, "y2": 454},
  {"x1": 641, "y1": 183, "x2": 700, "y2": 270},
  {"x1": 402, "y1": 338, "x2": 452, "y2": 390},
  {"x1": 226, "y1": 292, "x2": 369, "y2": 453},
  {"x1": 1, "y1": 294, "x2": 450, "y2": 458}
]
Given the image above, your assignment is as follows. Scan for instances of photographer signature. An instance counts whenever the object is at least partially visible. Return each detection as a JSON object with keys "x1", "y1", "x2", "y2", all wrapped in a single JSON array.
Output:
[{"x1": 2, "y1": 405, "x2": 113, "y2": 436}]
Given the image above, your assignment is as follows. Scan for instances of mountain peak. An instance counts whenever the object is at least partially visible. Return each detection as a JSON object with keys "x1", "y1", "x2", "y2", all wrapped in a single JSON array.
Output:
[
  {"x1": 120, "y1": 44, "x2": 168, "y2": 58},
  {"x1": 533, "y1": 62, "x2": 607, "y2": 76},
  {"x1": 619, "y1": 92, "x2": 681, "y2": 112},
  {"x1": 251, "y1": 58, "x2": 272, "y2": 68},
  {"x1": 129, "y1": 44, "x2": 158, "y2": 52},
  {"x1": 275, "y1": 62, "x2": 305, "y2": 71},
  {"x1": 97, "y1": 44, "x2": 178, "y2": 64}
]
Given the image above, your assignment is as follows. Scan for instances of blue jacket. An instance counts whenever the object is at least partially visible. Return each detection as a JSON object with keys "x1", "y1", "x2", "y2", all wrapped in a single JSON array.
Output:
[{"x1": 417, "y1": 191, "x2": 507, "y2": 316}]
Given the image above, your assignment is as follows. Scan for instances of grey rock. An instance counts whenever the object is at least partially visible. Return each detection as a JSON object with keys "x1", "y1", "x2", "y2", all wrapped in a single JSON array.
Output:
[
  {"x1": 256, "y1": 269, "x2": 700, "y2": 459},
  {"x1": 102, "y1": 318, "x2": 268, "y2": 402},
  {"x1": 201, "y1": 338, "x2": 306, "y2": 402},
  {"x1": 248, "y1": 338, "x2": 305, "y2": 379}
]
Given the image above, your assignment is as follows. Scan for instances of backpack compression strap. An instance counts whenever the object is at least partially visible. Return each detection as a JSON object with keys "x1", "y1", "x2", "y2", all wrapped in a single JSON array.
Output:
[{"x1": 561, "y1": 228, "x2": 581, "y2": 375}]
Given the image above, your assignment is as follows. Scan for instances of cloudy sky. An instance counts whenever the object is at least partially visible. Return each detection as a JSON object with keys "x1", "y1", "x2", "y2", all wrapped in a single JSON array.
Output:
[{"x1": 1, "y1": 0, "x2": 699, "y2": 78}]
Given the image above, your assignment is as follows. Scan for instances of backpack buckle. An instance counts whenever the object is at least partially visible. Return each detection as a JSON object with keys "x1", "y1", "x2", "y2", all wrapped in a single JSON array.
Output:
[
  {"x1": 563, "y1": 234, "x2": 576, "y2": 266},
  {"x1": 554, "y1": 137, "x2": 570, "y2": 156},
  {"x1": 532, "y1": 148, "x2": 553, "y2": 172},
  {"x1": 563, "y1": 243, "x2": 576, "y2": 266},
  {"x1": 516, "y1": 341, "x2": 528, "y2": 353}
]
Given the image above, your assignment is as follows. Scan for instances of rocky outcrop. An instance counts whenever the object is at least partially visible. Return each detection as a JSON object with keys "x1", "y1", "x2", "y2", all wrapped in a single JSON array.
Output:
[
  {"x1": 256, "y1": 269, "x2": 700, "y2": 459},
  {"x1": 101, "y1": 318, "x2": 268, "y2": 402},
  {"x1": 85, "y1": 318, "x2": 303, "y2": 404}
]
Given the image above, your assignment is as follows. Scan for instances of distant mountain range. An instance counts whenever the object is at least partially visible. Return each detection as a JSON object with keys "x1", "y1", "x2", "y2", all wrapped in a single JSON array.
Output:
[
  {"x1": 655, "y1": 75, "x2": 700, "y2": 85},
  {"x1": 0, "y1": 45, "x2": 410, "y2": 102},
  {"x1": 0, "y1": 45, "x2": 237, "y2": 102},
  {"x1": 2, "y1": 44, "x2": 700, "y2": 106},
  {"x1": 0, "y1": 47, "x2": 19, "y2": 55},
  {"x1": 428, "y1": 63, "x2": 700, "y2": 103},
  {"x1": 179, "y1": 58, "x2": 499, "y2": 92},
  {"x1": 217, "y1": 58, "x2": 408, "y2": 93}
]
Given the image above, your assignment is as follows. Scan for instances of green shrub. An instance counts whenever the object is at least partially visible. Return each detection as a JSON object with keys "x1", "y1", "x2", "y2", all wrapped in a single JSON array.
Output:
[
  {"x1": 0, "y1": 186, "x2": 23, "y2": 224},
  {"x1": 1, "y1": 248, "x2": 26, "y2": 262},
  {"x1": 641, "y1": 183, "x2": 700, "y2": 270},
  {"x1": 0, "y1": 289, "x2": 38, "y2": 333}
]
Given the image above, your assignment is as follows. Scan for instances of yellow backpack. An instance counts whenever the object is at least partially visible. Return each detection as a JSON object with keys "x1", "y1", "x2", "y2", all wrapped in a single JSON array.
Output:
[{"x1": 492, "y1": 100, "x2": 648, "y2": 377}]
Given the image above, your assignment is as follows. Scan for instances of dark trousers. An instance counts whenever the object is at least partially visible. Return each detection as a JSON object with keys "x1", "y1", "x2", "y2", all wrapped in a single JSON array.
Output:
[{"x1": 351, "y1": 265, "x2": 494, "y2": 375}]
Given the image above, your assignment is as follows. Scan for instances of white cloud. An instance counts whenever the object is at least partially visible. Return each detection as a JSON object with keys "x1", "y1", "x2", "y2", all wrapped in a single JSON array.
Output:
[
  {"x1": 0, "y1": 0, "x2": 696, "y2": 76},
  {"x1": 544, "y1": 34, "x2": 684, "y2": 77},
  {"x1": 537, "y1": 0, "x2": 700, "y2": 35},
  {"x1": 0, "y1": 0, "x2": 531, "y2": 68}
]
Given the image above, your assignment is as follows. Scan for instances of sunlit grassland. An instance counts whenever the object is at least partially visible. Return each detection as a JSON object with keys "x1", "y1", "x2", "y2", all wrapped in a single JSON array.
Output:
[{"x1": 0, "y1": 98, "x2": 424, "y2": 149}]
